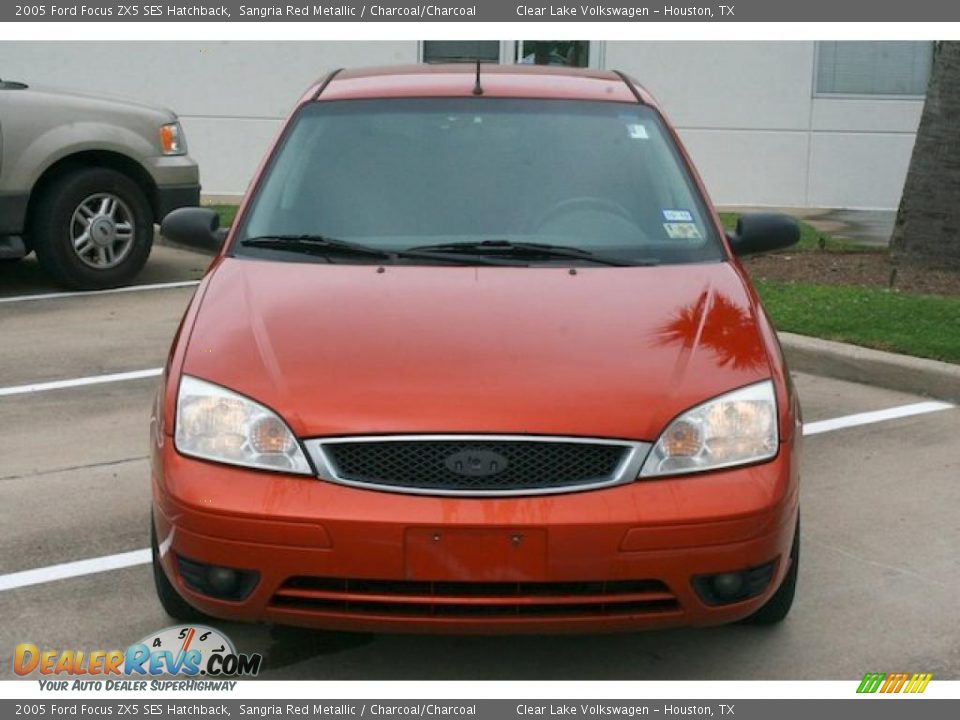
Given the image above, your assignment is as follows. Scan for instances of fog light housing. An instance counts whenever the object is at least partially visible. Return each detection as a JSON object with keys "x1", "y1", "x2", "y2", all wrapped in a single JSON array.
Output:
[
  {"x1": 691, "y1": 560, "x2": 777, "y2": 606},
  {"x1": 711, "y1": 572, "x2": 744, "y2": 599},
  {"x1": 176, "y1": 555, "x2": 259, "y2": 601},
  {"x1": 207, "y1": 567, "x2": 239, "y2": 594}
]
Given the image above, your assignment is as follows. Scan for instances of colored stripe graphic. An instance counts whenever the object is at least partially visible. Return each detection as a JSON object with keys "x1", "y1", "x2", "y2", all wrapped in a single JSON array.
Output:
[
  {"x1": 905, "y1": 673, "x2": 933, "y2": 693},
  {"x1": 857, "y1": 673, "x2": 886, "y2": 693},
  {"x1": 857, "y1": 672, "x2": 932, "y2": 693},
  {"x1": 881, "y1": 672, "x2": 909, "y2": 693}
]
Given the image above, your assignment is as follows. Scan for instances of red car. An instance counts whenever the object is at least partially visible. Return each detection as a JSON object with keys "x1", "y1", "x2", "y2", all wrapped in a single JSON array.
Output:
[{"x1": 154, "y1": 64, "x2": 801, "y2": 634}]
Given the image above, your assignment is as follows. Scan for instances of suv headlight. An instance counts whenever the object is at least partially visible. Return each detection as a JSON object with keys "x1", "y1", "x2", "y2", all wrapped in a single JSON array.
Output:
[
  {"x1": 175, "y1": 376, "x2": 312, "y2": 474},
  {"x1": 159, "y1": 121, "x2": 186, "y2": 155},
  {"x1": 640, "y1": 380, "x2": 778, "y2": 478}
]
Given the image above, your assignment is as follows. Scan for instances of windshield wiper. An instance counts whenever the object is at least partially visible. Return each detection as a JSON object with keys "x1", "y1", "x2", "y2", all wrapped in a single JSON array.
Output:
[
  {"x1": 241, "y1": 234, "x2": 396, "y2": 260},
  {"x1": 240, "y1": 234, "x2": 513, "y2": 266},
  {"x1": 407, "y1": 240, "x2": 655, "y2": 267}
]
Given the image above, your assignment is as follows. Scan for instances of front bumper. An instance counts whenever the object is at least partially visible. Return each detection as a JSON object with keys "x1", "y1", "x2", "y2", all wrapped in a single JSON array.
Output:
[
  {"x1": 152, "y1": 441, "x2": 799, "y2": 634},
  {"x1": 145, "y1": 154, "x2": 201, "y2": 221},
  {"x1": 153, "y1": 183, "x2": 201, "y2": 221}
]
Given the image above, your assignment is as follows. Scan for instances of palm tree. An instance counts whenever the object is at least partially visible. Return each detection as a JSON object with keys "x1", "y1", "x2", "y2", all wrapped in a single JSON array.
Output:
[{"x1": 891, "y1": 42, "x2": 960, "y2": 269}]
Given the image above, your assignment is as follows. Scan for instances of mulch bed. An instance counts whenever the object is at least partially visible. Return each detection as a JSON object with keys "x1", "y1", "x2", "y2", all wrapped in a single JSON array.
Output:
[{"x1": 743, "y1": 251, "x2": 960, "y2": 297}]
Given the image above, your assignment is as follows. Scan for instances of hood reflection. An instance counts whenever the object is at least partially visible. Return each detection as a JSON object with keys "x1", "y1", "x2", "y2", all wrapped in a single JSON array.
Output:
[{"x1": 655, "y1": 291, "x2": 766, "y2": 371}]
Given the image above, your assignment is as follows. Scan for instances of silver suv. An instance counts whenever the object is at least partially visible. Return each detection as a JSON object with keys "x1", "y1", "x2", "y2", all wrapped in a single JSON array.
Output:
[{"x1": 0, "y1": 77, "x2": 200, "y2": 289}]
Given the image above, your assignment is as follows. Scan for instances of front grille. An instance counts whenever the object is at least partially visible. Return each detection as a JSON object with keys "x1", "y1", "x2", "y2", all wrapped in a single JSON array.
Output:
[
  {"x1": 319, "y1": 438, "x2": 631, "y2": 493},
  {"x1": 269, "y1": 577, "x2": 680, "y2": 619}
]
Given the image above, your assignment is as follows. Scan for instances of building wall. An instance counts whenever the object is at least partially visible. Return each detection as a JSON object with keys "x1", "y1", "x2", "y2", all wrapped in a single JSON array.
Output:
[
  {"x1": 0, "y1": 41, "x2": 923, "y2": 209},
  {"x1": 605, "y1": 42, "x2": 923, "y2": 209}
]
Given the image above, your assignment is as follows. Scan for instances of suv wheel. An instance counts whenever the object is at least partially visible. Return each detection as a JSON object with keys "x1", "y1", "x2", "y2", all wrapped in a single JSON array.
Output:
[{"x1": 32, "y1": 167, "x2": 153, "y2": 290}]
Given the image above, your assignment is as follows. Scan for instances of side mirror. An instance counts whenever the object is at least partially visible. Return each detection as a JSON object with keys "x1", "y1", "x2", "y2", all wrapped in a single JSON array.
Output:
[
  {"x1": 726, "y1": 213, "x2": 800, "y2": 257},
  {"x1": 160, "y1": 207, "x2": 226, "y2": 254}
]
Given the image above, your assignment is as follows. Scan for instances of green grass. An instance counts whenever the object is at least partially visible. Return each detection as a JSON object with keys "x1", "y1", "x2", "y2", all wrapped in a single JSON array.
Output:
[
  {"x1": 755, "y1": 279, "x2": 960, "y2": 364},
  {"x1": 208, "y1": 203, "x2": 239, "y2": 228},
  {"x1": 718, "y1": 212, "x2": 870, "y2": 253}
]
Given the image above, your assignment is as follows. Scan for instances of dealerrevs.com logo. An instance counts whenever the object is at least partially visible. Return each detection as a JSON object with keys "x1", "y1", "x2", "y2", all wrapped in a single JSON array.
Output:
[{"x1": 14, "y1": 625, "x2": 262, "y2": 688}]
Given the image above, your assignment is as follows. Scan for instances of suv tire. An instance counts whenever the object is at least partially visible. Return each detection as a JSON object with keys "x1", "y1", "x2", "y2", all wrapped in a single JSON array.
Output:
[{"x1": 32, "y1": 167, "x2": 153, "y2": 290}]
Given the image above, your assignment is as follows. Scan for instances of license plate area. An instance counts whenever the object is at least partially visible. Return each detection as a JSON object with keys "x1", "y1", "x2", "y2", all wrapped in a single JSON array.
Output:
[{"x1": 405, "y1": 528, "x2": 547, "y2": 581}]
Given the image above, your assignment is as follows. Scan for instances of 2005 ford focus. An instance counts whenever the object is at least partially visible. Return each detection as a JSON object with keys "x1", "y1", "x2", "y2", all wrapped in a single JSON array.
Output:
[{"x1": 153, "y1": 64, "x2": 801, "y2": 633}]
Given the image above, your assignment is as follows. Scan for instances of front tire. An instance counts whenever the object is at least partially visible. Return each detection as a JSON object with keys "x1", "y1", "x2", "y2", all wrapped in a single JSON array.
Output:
[
  {"x1": 151, "y1": 514, "x2": 208, "y2": 622},
  {"x1": 32, "y1": 167, "x2": 153, "y2": 290},
  {"x1": 743, "y1": 514, "x2": 799, "y2": 625}
]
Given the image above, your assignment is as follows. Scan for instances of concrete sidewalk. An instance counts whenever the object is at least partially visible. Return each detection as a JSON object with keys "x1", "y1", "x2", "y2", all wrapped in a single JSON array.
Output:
[{"x1": 721, "y1": 206, "x2": 896, "y2": 247}]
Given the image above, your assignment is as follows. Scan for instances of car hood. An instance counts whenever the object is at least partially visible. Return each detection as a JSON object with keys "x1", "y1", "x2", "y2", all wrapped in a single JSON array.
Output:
[{"x1": 182, "y1": 258, "x2": 772, "y2": 441}]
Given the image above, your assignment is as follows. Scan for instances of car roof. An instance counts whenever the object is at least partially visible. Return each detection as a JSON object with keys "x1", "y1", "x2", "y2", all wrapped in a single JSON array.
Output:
[{"x1": 311, "y1": 64, "x2": 653, "y2": 105}]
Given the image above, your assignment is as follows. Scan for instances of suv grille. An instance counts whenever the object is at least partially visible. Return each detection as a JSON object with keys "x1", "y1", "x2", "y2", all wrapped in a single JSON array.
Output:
[{"x1": 319, "y1": 438, "x2": 631, "y2": 494}]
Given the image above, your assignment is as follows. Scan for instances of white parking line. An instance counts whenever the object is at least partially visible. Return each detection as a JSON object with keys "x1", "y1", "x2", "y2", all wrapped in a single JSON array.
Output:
[
  {"x1": 0, "y1": 280, "x2": 200, "y2": 305},
  {"x1": 0, "y1": 368, "x2": 162, "y2": 397},
  {"x1": 0, "y1": 549, "x2": 151, "y2": 592},
  {"x1": 802, "y1": 401, "x2": 954, "y2": 436},
  {"x1": 0, "y1": 398, "x2": 953, "y2": 593}
]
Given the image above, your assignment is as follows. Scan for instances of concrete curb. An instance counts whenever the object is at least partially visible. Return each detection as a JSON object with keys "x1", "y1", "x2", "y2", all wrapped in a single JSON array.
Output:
[{"x1": 779, "y1": 332, "x2": 960, "y2": 403}]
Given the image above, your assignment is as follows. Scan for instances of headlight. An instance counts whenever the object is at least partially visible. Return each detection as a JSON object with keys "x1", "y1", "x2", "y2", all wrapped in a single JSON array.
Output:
[
  {"x1": 159, "y1": 121, "x2": 186, "y2": 155},
  {"x1": 175, "y1": 376, "x2": 312, "y2": 474},
  {"x1": 640, "y1": 381, "x2": 778, "y2": 478}
]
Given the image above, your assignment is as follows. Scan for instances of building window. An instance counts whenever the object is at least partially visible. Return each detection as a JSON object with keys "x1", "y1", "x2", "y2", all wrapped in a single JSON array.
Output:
[
  {"x1": 422, "y1": 41, "x2": 500, "y2": 64},
  {"x1": 516, "y1": 41, "x2": 590, "y2": 68},
  {"x1": 815, "y1": 41, "x2": 934, "y2": 97}
]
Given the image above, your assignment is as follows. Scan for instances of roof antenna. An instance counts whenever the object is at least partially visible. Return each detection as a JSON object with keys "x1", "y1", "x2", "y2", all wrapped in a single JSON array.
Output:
[{"x1": 472, "y1": 59, "x2": 483, "y2": 96}]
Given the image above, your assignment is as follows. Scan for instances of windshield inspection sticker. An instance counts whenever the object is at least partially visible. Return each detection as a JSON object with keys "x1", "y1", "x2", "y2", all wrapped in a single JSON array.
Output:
[
  {"x1": 627, "y1": 123, "x2": 649, "y2": 139},
  {"x1": 663, "y1": 222, "x2": 702, "y2": 240},
  {"x1": 662, "y1": 209, "x2": 694, "y2": 222}
]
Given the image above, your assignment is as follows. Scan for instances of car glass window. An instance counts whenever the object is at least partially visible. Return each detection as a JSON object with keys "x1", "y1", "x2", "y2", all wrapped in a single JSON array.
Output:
[{"x1": 237, "y1": 98, "x2": 724, "y2": 266}]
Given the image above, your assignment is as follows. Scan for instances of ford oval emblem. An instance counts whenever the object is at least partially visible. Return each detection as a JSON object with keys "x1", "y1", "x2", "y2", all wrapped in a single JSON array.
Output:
[{"x1": 444, "y1": 449, "x2": 509, "y2": 477}]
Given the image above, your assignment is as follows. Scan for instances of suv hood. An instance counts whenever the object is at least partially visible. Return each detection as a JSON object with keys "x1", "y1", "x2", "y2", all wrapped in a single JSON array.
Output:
[
  {"x1": 182, "y1": 258, "x2": 772, "y2": 441},
  {"x1": 4, "y1": 83, "x2": 175, "y2": 121}
]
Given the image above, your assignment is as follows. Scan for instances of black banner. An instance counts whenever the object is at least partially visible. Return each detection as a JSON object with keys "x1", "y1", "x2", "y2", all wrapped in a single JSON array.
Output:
[
  {"x1": 1, "y1": 700, "x2": 957, "y2": 720},
  {"x1": 5, "y1": 1, "x2": 960, "y2": 22}
]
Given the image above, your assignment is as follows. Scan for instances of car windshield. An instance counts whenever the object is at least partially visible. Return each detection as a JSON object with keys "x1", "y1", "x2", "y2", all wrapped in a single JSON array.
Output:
[{"x1": 234, "y1": 98, "x2": 725, "y2": 266}]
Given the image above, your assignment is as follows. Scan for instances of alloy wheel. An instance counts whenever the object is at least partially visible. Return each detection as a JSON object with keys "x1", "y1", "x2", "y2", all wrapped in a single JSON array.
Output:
[{"x1": 69, "y1": 192, "x2": 136, "y2": 269}]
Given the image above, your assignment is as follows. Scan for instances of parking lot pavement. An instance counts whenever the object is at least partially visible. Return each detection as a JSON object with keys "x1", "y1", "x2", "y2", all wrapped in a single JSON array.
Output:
[
  {"x1": 1, "y1": 287, "x2": 193, "y2": 387},
  {"x1": 0, "y1": 244, "x2": 209, "y2": 300},
  {"x1": 1, "y1": 250, "x2": 958, "y2": 680}
]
